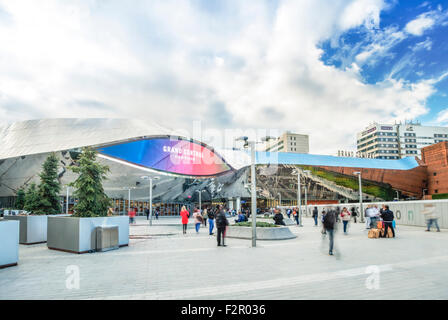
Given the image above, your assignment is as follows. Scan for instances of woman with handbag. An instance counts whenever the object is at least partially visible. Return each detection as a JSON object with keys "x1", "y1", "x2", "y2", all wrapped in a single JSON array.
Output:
[
  {"x1": 193, "y1": 208, "x2": 203, "y2": 233},
  {"x1": 341, "y1": 207, "x2": 351, "y2": 234},
  {"x1": 180, "y1": 206, "x2": 190, "y2": 234}
]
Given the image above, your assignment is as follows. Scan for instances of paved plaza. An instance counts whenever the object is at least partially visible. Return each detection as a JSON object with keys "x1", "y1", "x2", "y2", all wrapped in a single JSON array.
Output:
[{"x1": 1, "y1": 216, "x2": 448, "y2": 300}]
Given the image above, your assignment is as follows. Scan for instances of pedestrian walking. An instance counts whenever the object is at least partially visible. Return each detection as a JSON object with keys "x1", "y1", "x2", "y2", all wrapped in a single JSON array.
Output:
[
  {"x1": 273, "y1": 209, "x2": 285, "y2": 225},
  {"x1": 421, "y1": 203, "x2": 440, "y2": 232},
  {"x1": 351, "y1": 207, "x2": 357, "y2": 223},
  {"x1": 292, "y1": 208, "x2": 299, "y2": 225},
  {"x1": 312, "y1": 207, "x2": 318, "y2": 226},
  {"x1": 286, "y1": 208, "x2": 291, "y2": 219},
  {"x1": 202, "y1": 208, "x2": 208, "y2": 227},
  {"x1": 216, "y1": 205, "x2": 229, "y2": 246},
  {"x1": 335, "y1": 206, "x2": 341, "y2": 223},
  {"x1": 128, "y1": 207, "x2": 136, "y2": 224},
  {"x1": 321, "y1": 210, "x2": 327, "y2": 234},
  {"x1": 155, "y1": 208, "x2": 159, "y2": 220},
  {"x1": 193, "y1": 208, "x2": 203, "y2": 233},
  {"x1": 380, "y1": 205, "x2": 395, "y2": 238},
  {"x1": 365, "y1": 205, "x2": 372, "y2": 229},
  {"x1": 180, "y1": 205, "x2": 189, "y2": 234},
  {"x1": 208, "y1": 207, "x2": 216, "y2": 235},
  {"x1": 323, "y1": 209, "x2": 337, "y2": 255},
  {"x1": 145, "y1": 207, "x2": 150, "y2": 220},
  {"x1": 340, "y1": 207, "x2": 351, "y2": 234}
]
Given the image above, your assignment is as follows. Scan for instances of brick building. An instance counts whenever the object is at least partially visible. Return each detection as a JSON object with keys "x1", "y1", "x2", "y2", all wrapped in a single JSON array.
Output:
[{"x1": 421, "y1": 141, "x2": 448, "y2": 196}]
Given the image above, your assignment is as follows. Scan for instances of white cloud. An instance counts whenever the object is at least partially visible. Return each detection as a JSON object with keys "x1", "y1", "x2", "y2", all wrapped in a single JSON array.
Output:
[
  {"x1": 412, "y1": 37, "x2": 433, "y2": 51},
  {"x1": 436, "y1": 109, "x2": 448, "y2": 124},
  {"x1": 405, "y1": 14, "x2": 435, "y2": 36},
  {"x1": 0, "y1": 0, "x2": 440, "y2": 155}
]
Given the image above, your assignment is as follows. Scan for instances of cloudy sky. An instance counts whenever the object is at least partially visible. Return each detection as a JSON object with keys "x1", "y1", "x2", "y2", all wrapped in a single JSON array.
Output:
[{"x1": 0, "y1": 0, "x2": 447, "y2": 154}]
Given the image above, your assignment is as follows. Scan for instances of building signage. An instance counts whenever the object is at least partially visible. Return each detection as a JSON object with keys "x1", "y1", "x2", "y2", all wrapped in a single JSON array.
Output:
[
  {"x1": 381, "y1": 126, "x2": 393, "y2": 130},
  {"x1": 362, "y1": 127, "x2": 377, "y2": 136},
  {"x1": 97, "y1": 138, "x2": 233, "y2": 177}
]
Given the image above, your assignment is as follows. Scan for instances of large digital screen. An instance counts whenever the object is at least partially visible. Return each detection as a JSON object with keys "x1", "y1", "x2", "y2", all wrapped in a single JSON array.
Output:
[{"x1": 97, "y1": 137, "x2": 233, "y2": 177}]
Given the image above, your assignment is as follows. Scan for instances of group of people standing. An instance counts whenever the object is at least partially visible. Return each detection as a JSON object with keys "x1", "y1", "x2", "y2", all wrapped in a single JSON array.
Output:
[
  {"x1": 180, "y1": 205, "x2": 230, "y2": 247},
  {"x1": 365, "y1": 204, "x2": 395, "y2": 237}
]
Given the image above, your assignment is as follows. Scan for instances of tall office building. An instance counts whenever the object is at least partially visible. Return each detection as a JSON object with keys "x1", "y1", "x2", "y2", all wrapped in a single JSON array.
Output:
[
  {"x1": 261, "y1": 131, "x2": 309, "y2": 153},
  {"x1": 357, "y1": 121, "x2": 448, "y2": 159}
]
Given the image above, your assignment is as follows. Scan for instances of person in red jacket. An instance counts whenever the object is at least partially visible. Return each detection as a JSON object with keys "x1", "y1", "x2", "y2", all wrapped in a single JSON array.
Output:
[
  {"x1": 180, "y1": 205, "x2": 190, "y2": 234},
  {"x1": 128, "y1": 207, "x2": 136, "y2": 224}
]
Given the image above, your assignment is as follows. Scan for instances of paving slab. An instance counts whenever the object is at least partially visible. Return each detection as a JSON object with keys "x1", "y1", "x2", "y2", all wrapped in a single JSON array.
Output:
[{"x1": 0, "y1": 217, "x2": 447, "y2": 299}]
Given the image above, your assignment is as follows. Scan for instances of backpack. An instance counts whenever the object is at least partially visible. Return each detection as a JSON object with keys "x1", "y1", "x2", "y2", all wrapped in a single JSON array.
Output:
[
  {"x1": 323, "y1": 211, "x2": 335, "y2": 229},
  {"x1": 216, "y1": 212, "x2": 228, "y2": 226}
]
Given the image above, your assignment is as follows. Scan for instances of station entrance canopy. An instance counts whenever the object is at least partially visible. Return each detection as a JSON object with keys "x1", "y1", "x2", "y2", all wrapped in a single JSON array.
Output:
[{"x1": 97, "y1": 137, "x2": 421, "y2": 178}]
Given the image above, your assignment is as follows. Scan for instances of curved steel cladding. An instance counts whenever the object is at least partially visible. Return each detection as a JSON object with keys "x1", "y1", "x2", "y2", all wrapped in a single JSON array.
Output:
[
  {"x1": 96, "y1": 137, "x2": 233, "y2": 177},
  {"x1": 254, "y1": 152, "x2": 420, "y2": 170}
]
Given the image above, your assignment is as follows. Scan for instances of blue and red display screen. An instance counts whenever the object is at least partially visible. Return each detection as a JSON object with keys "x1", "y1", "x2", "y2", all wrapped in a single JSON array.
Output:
[{"x1": 97, "y1": 138, "x2": 232, "y2": 177}]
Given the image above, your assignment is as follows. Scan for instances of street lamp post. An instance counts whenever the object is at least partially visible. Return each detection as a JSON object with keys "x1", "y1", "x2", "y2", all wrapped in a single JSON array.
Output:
[
  {"x1": 249, "y1": 141, "x2": 257, "y2": 247},
  {"x1": 141, "y1": 176, "x2": 160, "y2": 226},
  {"x1": 354, "y1": 172, "x2": 364, "y2": 223},
  {"x1": 196, "y1": 190, "x2": 206, "y2": 212},
  {"x1": 292, "y1": 169, "x2": 302, "y2": 226},
  {"x1": 303, "y1": 170, "x2": 311, "y2": 218},
  {"x1": 66, "y1": 186, "x2": 70, "y2": 214},
  {"x1": 128, "y1": 188, "x2": 131, "y2": 213},
  {"x1": 236, "y1": 136, "x2": 258, "y2": 247}
]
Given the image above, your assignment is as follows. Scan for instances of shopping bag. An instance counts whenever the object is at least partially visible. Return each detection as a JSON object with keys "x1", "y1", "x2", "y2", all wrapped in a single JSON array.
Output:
[
  {"x1": 392, "y1": 220, "x2": 396, "y2": 228},
  {"x1": 377, "y1": 221, "x2": 384, "y2": 229}
]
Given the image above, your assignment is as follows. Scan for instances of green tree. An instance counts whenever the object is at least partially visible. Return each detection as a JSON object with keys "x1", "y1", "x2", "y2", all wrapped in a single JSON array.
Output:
[
  {"x1": 15, "y1": 189, "x2": 26, "y2": 210},
  {"x1": 24, "y1": 183, "x2": 40, "y2": 213},
  {"x1": 69, "y1": 147, "x2": 111, "y2": 217},
  {"x1": 35, "y1": 153, "x2": 62, "y2": 215}
]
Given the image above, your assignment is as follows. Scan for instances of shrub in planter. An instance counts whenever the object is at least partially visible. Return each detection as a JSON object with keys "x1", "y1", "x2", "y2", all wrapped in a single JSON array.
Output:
[
  {"x1": 47, "y1": 148, "x2": 128, "y2": 253},
  {"x1": 234, "y1": 221, "x2": 279, "y2": 228},
  {"x1": 69, "y1": 148, "x2": 111, "y2": 217},
  {"x1": 15, "y1": 189, "x2": 25, "y2": 210},
  {"x1": 35, "y1": 153, "x2": 62, "y2": 215},
  {"x1": 23, "y1": 183, "x2": 39, "y2": 213},
  {"x1": 5, "y1": 154, "x2": 62, "y2": 244}
]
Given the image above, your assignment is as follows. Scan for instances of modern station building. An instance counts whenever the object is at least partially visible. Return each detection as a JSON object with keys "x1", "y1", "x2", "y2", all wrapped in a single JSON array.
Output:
[{"x1": 1, "y1": 118, "x2": 448, "y2": 215}]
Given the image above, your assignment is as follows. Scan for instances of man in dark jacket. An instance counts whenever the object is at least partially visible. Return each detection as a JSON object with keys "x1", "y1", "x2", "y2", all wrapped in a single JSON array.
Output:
[
  {"x1": 323, "y1": 209, "x2": 337, "y2": 255},
  {"x1": 216, "y1": 205, "x2": 229, "y2": 247},
  {"x1": 273, "y1": 209, "x2": 285, "y2": 226},
  {"x1": 351, "y1": 207, "x2": 357, "y2": 223},
  {"x1": 380, "y1": 205, "x2": 395, "y2": 238},
  {"x1": 145, "y1": 207, "x2": 150, "y2": 220},
  {"x1": 312, "y1": 207, "x2": 318, "y2": 226}
]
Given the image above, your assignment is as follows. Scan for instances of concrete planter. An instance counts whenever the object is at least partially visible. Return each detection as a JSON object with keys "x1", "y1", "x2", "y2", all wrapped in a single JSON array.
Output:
[
  {"x1": 0, "y1": 220, "x2": 20, "y2": 268},
  {"x1": 4, "y1": 215, "x2": 48, "y2": 244},
  {"x1": 4, "y1": 214, "x2": 70, "y2": 244},
  {"x1": 47, "y1": 216, "x2": 129, "y2": 254},
  {"x1": 226, "y1": 225, "x2": 297, "y2": 240}
]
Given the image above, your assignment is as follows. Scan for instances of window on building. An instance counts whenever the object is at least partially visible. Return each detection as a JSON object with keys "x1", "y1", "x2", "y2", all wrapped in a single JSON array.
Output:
[{"x1": 433, "y1": 172, "x2": 437, "y2": 176}]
